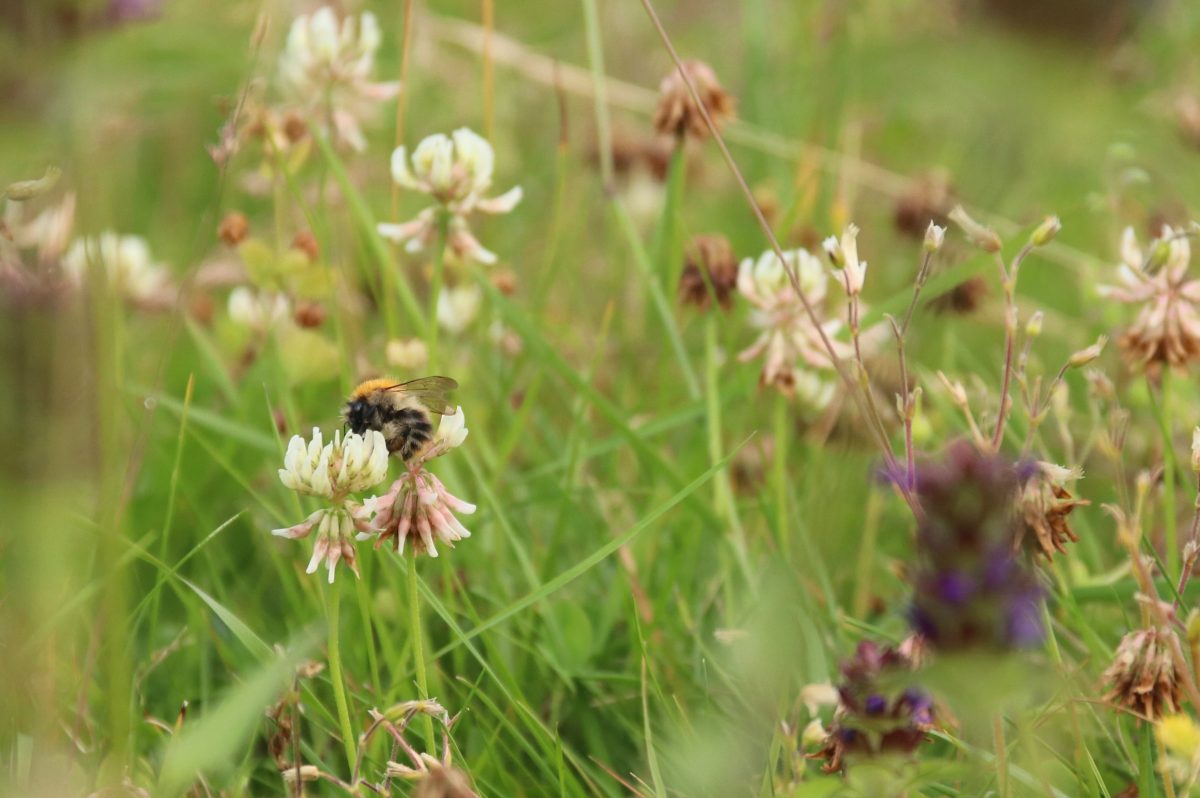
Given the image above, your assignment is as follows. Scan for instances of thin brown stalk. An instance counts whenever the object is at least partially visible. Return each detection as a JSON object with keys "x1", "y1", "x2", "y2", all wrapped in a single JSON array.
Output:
[{"x1": 636, "y1": 0, "x2": 919, "y2": 512}]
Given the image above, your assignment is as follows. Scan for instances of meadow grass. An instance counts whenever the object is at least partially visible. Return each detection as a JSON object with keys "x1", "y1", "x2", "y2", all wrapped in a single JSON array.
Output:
[{"x1": 5, "y1": 1, "x2": 1200, "y2": 796}]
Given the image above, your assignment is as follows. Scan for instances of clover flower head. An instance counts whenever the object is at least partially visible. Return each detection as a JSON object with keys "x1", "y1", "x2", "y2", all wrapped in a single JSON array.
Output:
[
  {"x1": 278, "y1": 6, "x2": 399, "y2": 151},
  {"x1": 1099, "y1": 224, "x2": 1200, "y2": 369},
  {"x1": 378, "y1": 128, "x2": 522, "y2": 265},
  {"x1": 4, "y1": 191, "x2": 75, "y2": 263},
  {"x1": 278, "y1": 427, "x2": 389, "y2": 501},
  {"x1": 1104, "y1": 627, "x2": 1184, "y2": 722},
  {"x1": 736, "y1": 247, "x2": 856, "y2": 402},
  {"x1": 362, "y1": 469, "x2": 475, "y2": 558},
  {"x1": 228, "y1": 286, "x2": 291, "y2": 332},
  {"x1": 678, "y1": 234, "x2": 738, "y2": 312},
  {"x1": 652, "y1": 60, "x2": 735, "y2": 140},
  {"x1": 62, "y1": 232, "x2": 170, "y2": 303}
]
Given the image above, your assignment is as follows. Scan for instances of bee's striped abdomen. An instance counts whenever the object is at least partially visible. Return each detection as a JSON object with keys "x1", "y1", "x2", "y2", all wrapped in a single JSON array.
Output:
[{"x1": 383, "y1": 405, "x2": 435, "y2": 461}]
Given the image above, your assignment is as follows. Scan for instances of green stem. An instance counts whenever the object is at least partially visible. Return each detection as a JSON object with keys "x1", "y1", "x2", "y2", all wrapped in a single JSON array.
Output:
[
  {"x1": 428, "y1": 213, "x2": 449, "y2": 370},
  {"x1": 324, "y1": 578, "x2": 357, "y2": 772},
  {"x1": 1151, "y1": 370, "x2": 1180, "y2": 579},
  {"x1": 407, "y1": 551, "x2": 436, "y2": 752},
  {"x1": 773, "y1": 394, "x2": 790, "y2": 558},
  {"x1": 705, "y1": 314, "x2": 751, "y2": 583},
  {"x1": 579, "y1": 0, "x2": 613, "y2": 188}
]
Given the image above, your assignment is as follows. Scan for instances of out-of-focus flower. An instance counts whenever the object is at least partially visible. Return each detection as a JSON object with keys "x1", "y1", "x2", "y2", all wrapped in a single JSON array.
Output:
[
  {"x1": 1016, "y1": 462, "x2": 1088, "y2": 558},
  {"x1": 907, "y1": 441, "x2": 1045, "y2": 651},
  {"x1": 62, "y1": 232, "x2": 171, "y2": 303},
  {"x1": 1099, "y1": 225, "x2": 1200, "y2": 369},
  {"x1": 362, "y1": 408, "x2": 474, "y2": 558},
  {"x1": 387, "y1": 337, "x2": 430, "y2": 370},
  {"x1": 218, "y1": 212, "x2": 250, "y2": 247},
  {"x1": 1158, "y1": 713, "x2": 1200, "y2": 791},
  {"x1": 678, "y1": 234, "x2": 738, "y2": 311},
  {"x1": 378, "y1": 128, "x2": 522, "y2": 265},
  {"x1": 817, "y1": 641, "x2": 933, "y2": 773},
  {"x1": 4, "y1": 192, "x2": 75, "y2": 263},
  {"x1": 1104, "y1": 627, "x2": 1184, "y2": 722},
  {"x1": 893, "y1": 172, "x2": 953, "y2": 241},
  {"x1": 736, "y1": 247, "x2": 854, "y2": 404},
  {"x1": 278, "y1": 6, "x2": 399, "y2": 152},
  {"x1": 228, "y1": 287, "x2": 291, "y2": 332},
  {"x1": 410, "y1": 759, "x2": 479, "y2": 798},
  {"x1": 436, "y1": 284, "x2": 483, "y2": 335},
  {"x1": 652, "y1": 60, "x2": 735, "y2": 140},
  {"x1": 272, "y1": 428, "x2": 390, "y2": 581}
]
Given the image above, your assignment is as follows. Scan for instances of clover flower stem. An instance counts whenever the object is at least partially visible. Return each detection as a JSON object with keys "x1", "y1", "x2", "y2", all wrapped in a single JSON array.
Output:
[
  {"x1": 659, "y1": 143, "x2": 687, "y2": 292},
  {"x1": 427, "y1": 212, "x2": 449, "y2": 370},
  {"x1": 1150, "y1": 371, "x2": 1181, "y2": 579},
  {"x1": 407, "y1": 551, "x2": 437, "y2": 752},
  {"x1": 772, "y1": 393, "x2": 791, "y2": 559},
  {"x1": 993, "y1": 715, "x2": 1009, "y2": 798},
  {"x1": 324, "y1": 579, "x2": 358, "y2": 772},
  {"x1": 705, "y1": 313, "x2": 751, "y2": 582},
  {"x1": 353, "y1": 569, "x2": 383, "y2": 695}
]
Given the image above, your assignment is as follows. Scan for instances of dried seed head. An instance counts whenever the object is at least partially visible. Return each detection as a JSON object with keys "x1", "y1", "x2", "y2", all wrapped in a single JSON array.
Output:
[
  {"x1": 1103, "y1": 627, "x2": 1184, "y2": 722},
  {"x1": 218, "y1": 212, "x2": 250, "y2": 247},
  {"x1": 652, "y1": 60, "x2": 736, "y2": 141},
  {"x1": 679, "y1": 234, "x2": 738, "y2": 311},
  {"x1": 1015, "y1": 462, "x2": 1088, "y2": 558},
  {"x1": 490, "y1": 268, "x2": 518, "y2": 296},
  {"x1": 928, "y1": 275, "x2": 988, "y2": 315},
  {"x1": 412, "y1": 761, "x2": 478, "y2": 798},
  {"x1": 893, "y1": 172, "x2": 953, "y2": 240}
]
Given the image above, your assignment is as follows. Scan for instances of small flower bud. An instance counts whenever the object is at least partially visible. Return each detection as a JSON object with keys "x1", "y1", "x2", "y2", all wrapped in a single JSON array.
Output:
[
  {"x1": 948, "y1": 205, "x2": 1002, "y2": 253},
  {"x1": 923, "y1": 222, "x2": 946, "y2": 252},
  {"x1": 1068, "y1": 335, "x2": 1107, "y2": 368},
  {"x1": 1029, "y1": 215, "x2": 1062, "y2": 247},
  {"x1": 1025, "y1": 311, "x2": 1044, "y2": 338}
]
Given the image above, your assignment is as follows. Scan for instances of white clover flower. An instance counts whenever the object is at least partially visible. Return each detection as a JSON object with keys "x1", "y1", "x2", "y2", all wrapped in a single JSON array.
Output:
[
  {"x1": 736, "y1": 248, "x2": 854, "y2": 399},
  {"x1": 436, "y1": 283, "x2": 483, "y2": 334},
  {"x1": 273, "y1": 427, "x2": 390, "y2": 582},
  {"x1": 378, "y1": 127, "x2": 522, "y2": 265},
  {"x1": 278, "y1": 427, "x2": 389, "y2": 500},
  {"x1": 361, "y1": 469, "x2": 475, "y2": 558},
  {"x1": 62, "y1": 232, "x2": 170, "y2": 302},
  {"x1": 386, "y1": 336, "x2": 429, "y2": 369},
  {"x1": 228, "y1": 286, "x2": 291, "y2": 331},
  {"x1": 278, "y1": 6, "x2": 399, "y2": 151}
]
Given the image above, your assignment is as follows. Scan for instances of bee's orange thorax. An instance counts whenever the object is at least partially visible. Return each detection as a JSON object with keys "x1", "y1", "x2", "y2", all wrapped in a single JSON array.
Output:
[{"x1": 349, "y1": 378, "x2": 399, "y2": 400}]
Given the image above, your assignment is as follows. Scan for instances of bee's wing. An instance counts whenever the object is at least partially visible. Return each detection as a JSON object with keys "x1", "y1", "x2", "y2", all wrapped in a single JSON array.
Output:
[{"x1": 386, "y1": 376, "x2": 458, "y2": 415}]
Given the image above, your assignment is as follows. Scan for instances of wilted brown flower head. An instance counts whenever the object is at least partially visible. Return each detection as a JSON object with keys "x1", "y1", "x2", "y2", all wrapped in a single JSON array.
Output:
[
  {"x1": 1100, "y1": 225, "x2": 1200, "y2": 369},
  {"x1": 679, "y1": 234, "x2": 738, "y2": 311},
  {"x1": 1103, "y1": 626, "x2": 1183, "y2": 721},
  {"x1": 1016, "y1": 462, "x2": 1088, "y2": 558},
  {"x1": 652, "y1": 60, "x2": 735, "y2": 141},
  {"x1": 291, "y1": 230, "x2": 319, "y2": 262},
  {"x1": 218, "y1": 212, "x2": 249, "y2": 247}
]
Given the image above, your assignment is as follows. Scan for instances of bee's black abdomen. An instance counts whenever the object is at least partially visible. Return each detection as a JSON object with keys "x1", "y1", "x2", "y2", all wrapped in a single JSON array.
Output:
[{"x1": 386, "y1": 406, "x2": 435, "y2": 461}]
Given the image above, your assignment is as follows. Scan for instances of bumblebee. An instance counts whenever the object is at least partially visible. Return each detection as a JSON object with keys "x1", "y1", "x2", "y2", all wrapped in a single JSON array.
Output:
[{"x1": 342, "y1": 376, "x2": 458, "y2": 461}]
